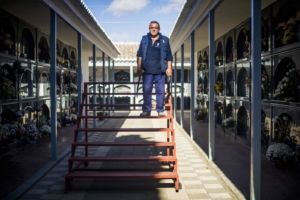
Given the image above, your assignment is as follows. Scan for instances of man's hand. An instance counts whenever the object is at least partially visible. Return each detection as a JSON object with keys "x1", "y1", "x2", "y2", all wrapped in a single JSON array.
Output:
[
  {"x1": 166, "y1": 67, "x2": 172, "y2": 77},
  {"x1": 137, "y1": 68, "x2": 144, "y2": 77}
]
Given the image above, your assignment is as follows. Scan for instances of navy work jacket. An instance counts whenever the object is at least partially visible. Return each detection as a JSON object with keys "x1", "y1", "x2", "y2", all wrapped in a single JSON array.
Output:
[{"x1": 137, "y1": 33, "x2": 173, "y2": 73}]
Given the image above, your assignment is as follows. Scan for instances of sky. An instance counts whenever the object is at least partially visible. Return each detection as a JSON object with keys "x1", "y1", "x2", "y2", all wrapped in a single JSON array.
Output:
[{"x1": 83, "y1": 0, "x2": 186, "y2": 43}]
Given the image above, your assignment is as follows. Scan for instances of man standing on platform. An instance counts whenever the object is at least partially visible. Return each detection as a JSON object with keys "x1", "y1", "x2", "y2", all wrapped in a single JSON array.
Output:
[{"x1": 136, "y1": 21, "x2": 173, "y2": 117}]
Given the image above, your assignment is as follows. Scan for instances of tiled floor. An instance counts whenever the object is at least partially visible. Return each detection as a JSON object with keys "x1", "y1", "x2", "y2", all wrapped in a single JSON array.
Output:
[{"x1": 18, "y1": 111, "x2": 237, "y2": 200}]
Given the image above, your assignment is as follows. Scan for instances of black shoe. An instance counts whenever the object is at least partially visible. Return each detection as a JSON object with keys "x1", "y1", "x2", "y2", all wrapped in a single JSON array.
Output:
[{"x1": 140, "y1": 112, "x2": 150, "y2": 117}]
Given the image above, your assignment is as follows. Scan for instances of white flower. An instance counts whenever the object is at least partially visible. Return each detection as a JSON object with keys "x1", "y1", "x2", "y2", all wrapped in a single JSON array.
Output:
[
  {"x1": 39, "y1": 125, "x2": 51, "y2": 134},
  {"x1": 70, "y1": 83, "x2": 77, "y2": 89},
  {"x1": 70, "y1": 113, "x2": 77, "y2": 120},
  {"x1": 286, "y1": 72, "x2": 289, "y2": 75},
  {"x1": 266, "y1": 143, "x2": 294, "y2": 159}
]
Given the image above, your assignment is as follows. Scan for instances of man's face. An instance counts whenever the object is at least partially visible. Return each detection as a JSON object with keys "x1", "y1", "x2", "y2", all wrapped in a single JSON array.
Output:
[{"x1": 149, "y1": 22, "x2": 160, "y2": 37}]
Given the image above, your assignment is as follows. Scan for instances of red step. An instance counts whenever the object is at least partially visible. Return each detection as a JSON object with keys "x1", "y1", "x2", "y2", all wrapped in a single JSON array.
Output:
[
  {"x1": 69, "y1": 156, "x2": 177, "y2": 162},
  {"x1": 74, "y1": 128, "x2": 174, "y2": 132},
  {"x1": 78, "y1": 116, "x2": 172, "y2": 119},
  {"x1": 72, "y1": 142, "x2": 175, "y2": 147}
]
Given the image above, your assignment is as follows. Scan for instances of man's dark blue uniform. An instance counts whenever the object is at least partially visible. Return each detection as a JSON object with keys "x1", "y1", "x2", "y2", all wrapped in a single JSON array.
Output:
[{"x1": 136, "y1": 21, "x2": 173, "y2": 116}]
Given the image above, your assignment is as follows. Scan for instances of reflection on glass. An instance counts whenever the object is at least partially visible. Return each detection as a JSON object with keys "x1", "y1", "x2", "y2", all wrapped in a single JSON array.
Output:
[
  {"x1": 20, "y1": 68, "x2": 36, "y2": 98},
  {"x1": 23, "y1": 106, "x2": 35, "y2": 125},
  {"x1": 38, "y1": 71, "x2": 50, "y2": 96}
]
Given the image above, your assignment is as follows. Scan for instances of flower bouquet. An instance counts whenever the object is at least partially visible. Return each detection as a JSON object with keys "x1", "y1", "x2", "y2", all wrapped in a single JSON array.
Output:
[
  {"x1": 0, "y1": 122, "x2": 26, "y2": 147},
  {"x1": 38, "y1": 114, "x2": 49, "y2": 127},
  {"x1": 215, "y1": 50, "x2": 223, "y2": 66},
  {"x1": 34, "y1": 107, "x2": 43, "y2": 112},
  {"x1": 0, "y1": 67, "x2": 17, "y2": 100},
  {"x1": 273, "y1": 68, "x2": 299, "y2": 102},
  {"x1": 39, "y1": 125, "x2": 51, "y2": 135},
  {"x1": 196, "y1": 84, "x2": 203, "y2": 94},
  {"x1": 194, "y1": 107, "x2": 207, "y2": 121},
  {"x1": 242, "y1": 28, "x2": 251, "y2": 58},
  {"x1": 266, "y1": 143, "x2": 295, "y2": 168},
  {"x1": 70, "y1": 59, "x2": 78, "y2": 70},
  {"x1": 276, "y1": 11, "x2": 300, "y2": 46},
  {"x1": 70, "y1": 83, "x2": 77, "y2": 93},
  {"x1": 63, "y1": 112, "x2": 73, "y2": 126},
  {"x1": 24, "y1": 123, "x2": 40, "y2": 142},
  {"x1": 62, "y1": 84, "x2": 69, "y2": 94},
  {"x1": 245, "y1": 77, "x2": 251, "y2": 88},
  {"x1": 97, "y1": 111, "x2": 108, "y2": 120},
  {"x1": 197, "y1": 52, "x2": 207, "y2": 71},
  {"x1": 71, "y1": 106, "x2": 77, "y2": 115},
  {"x1": 70, "y1": 113, "x2": 77, "y2": 123},
  {"x1": 214, "y1": 81, "x2": 224, "y2": 95},
  {"x1": 0, "y1": 29, "x2": 14, "y2": 52}
]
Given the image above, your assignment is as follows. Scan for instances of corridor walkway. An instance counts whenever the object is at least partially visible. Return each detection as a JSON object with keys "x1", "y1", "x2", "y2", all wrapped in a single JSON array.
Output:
[{"x1": 17, "y1": 111, "x2": 238, "y2": 200}]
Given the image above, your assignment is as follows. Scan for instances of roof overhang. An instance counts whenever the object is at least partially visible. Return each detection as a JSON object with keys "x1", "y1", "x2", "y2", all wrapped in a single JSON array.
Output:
[
  {"x1": 0, "y1": 0, "x2": 120, "y2": 59},
  {"x1": 170, "y1": 0, "x2": 276, "y2": 55}
]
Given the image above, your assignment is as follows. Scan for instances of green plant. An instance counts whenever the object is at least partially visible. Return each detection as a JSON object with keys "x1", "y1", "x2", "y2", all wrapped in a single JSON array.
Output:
[
  {"x1": 97, "y1": 111, "x2": 108, "y2": 120},
  {"x1": 0, "y1": 68, "x2": 17, "y2": 100},
  {"x1": 97, "y1": 111, "x2": 108, "y2": 115}
]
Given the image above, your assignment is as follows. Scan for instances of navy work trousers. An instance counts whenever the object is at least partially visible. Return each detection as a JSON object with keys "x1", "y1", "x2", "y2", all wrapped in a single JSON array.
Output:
[{"x1": 142, "y1": 73, "x2": 165, "y2": 113}]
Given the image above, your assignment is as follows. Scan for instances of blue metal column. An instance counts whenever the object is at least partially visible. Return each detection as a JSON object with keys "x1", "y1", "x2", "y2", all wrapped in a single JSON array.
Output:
[
  {"x1": 92, "y1": 45, "x2": 96, "y2": 128},
  {"x1": 102, "y1": 52, "x2": 105, "y2": 116},
  {"x1": 108, "y1": 57, "x2": 111, "y2": 115},
  {"x1": 190, "y1": 31, "x2": 195, "y2": 140},
  {"x1": 50, "y1": 9, "x2": 57, "y2": 161},
  {"x1": 251, "y1": 0, "x2": 261, "y2": 199},
  {"x1": 77, "y1": 32, "x2": 82, "y2": 141},
  {"x1": 180, "y1": 44, "x2": 184, "y2": 128},
  {"x1": 174, "y1": 52, "x2": 177, "y2": 119},
  {"x1": 112, "y1": 60, "x2": 115, "y2": 113},
  {"x1": 208, "y1": 10, "x2": 215, "y2": 161}
]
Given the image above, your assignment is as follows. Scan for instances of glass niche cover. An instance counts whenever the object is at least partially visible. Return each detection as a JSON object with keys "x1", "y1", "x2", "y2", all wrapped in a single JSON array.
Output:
[
  {"x1": 20, "y1": 66, "x2": 37, "y2": 98},
  {"x1": 38, "y1": 70, "x2": 50, "y2": 97}
]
